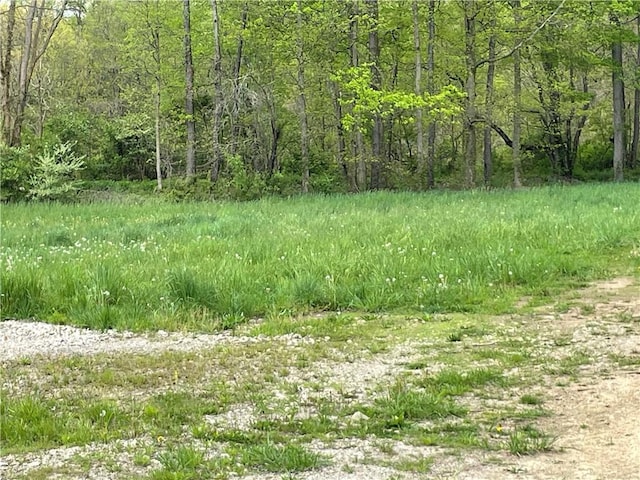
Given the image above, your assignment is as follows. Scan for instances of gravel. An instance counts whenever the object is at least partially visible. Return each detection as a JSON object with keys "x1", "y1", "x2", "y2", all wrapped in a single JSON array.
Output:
[{"x1": 0, "y1": 319, "x2": 315, "y2": 362}]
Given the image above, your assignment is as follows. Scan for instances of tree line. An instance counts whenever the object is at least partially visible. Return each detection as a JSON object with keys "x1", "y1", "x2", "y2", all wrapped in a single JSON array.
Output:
[{"x1": 1, "y1": 0, "x2": 638, "y2": 200}]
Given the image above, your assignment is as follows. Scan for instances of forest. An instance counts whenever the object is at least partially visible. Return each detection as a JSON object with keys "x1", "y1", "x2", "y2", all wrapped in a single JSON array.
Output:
[{"x1": 1, "y1": 0, "x2": 639, "y2": 201}]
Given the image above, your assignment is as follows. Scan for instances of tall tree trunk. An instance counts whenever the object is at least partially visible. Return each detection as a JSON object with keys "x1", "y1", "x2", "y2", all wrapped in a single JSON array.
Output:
[
  {"x1": 0, "y1": 0, "x2": 16, "y2": 145},
  {"x1": 463, "y1": 0, "x2": 477, "y2": 188},
  {"x1": 13, "y1": 0, "x2": 38, "y2": 146},
  {"x1": 535, "y1": 46, "x2": 565, "y2": 177},
  {"x1": 351, "y1": 0, "x2": 366, "y2": 191},
  {"x1": 154, "y1": 74, "x2": 163, "y2": 191},
  {"x1": 149, "y1": 1, "x2": 163, "y2": 191},
  {"x1": 385, "y1": 32, "x2": 400, "y2": 181},
  {"x1": 571, "y1": 75, "x2": 591, "y2": 171},
  {"x1": 426, "y1": 0, "x2": 436, "y2": 189},
  {"x1": 230, "y1": 1, "x2": 248, "y2": 156},
  {"x1": 210, "y1": 0, "x2": 224, "y2": 183},
  {"x1": 412, "y1": 0, "x2": 425, "y2": 188},
  {"x1": 268, "y1": 103, "x2": 280, "y2": 175},
  {"x1": 512, "y1": 0, "x2": 522, "y2": 188},
  {"x1": 611, "y1": 13, "x2": 625, "y2": 182},
  {"x1": 630, "y1": 14, "x2": 640, "y2": 170},
  {"x1": 366, "y1": 0, "x2": 382, "y2": 190},
  {"x1": 331, "y1": 80, "x2": 353, "y2": 190},
  {"x1": 296, "y1": 0, "x2": 310, "y2": 193},
  {"x1": 11, "y1": 0, "x2": 66, "y2": 146},
  {"x1": 483, "y1": 14, "x2": 496, "y2": 188},
  {"x1": 183, "y1": 0, "x2": 196, "y2": 182}
]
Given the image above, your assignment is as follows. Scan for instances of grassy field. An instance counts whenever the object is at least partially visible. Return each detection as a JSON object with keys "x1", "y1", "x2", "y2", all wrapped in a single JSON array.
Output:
[
  {"x1": 1, "y1": 184, "x2": 639, "y2": 331},
  {"x1": 2, "y1": 184, "x2": 640, "y2": 479}
]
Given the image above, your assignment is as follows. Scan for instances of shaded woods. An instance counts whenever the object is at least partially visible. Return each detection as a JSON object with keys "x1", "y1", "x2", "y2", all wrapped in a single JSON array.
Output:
[{"x1": 1, "y1": 0, "x2": 639, "y2": 200}]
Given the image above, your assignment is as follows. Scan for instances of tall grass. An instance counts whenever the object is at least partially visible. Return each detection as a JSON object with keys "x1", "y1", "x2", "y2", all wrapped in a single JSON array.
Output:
[{"x1": 1, "y1": 184, "x2": 639, "y2": 330}]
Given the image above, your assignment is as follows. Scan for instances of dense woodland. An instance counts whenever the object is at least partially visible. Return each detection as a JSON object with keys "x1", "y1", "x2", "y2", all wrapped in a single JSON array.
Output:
[{"x1": 1, "y1": 0, "x2": 640, "y2": 201}]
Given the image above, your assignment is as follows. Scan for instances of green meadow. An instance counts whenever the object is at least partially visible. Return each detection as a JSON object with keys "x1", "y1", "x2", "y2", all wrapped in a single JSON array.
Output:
[{"x1": 2, "y1": 184, "x2": 639, "y2": 331}]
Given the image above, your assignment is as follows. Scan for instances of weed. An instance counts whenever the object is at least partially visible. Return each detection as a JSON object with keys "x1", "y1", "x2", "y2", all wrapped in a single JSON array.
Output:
[
  {"x1": 390, "y1": 455, "x2": 433, "y2": 473},
  {"x1": 448, "y1": 331, "x2": 463, "y2": 342},
  {"x1": 364, "y1": 382, "x2": 467, "y2": 430},
  {"x1": 505, "y1": 426, "x2": 555, "y2": 455},
  {"x1": 580, "y1": 304, "x2": 595, "y2": 315},
  {"x1": 553, "y1": 335, "x2": 573, "y2": 347},
  {"x1": 419, "y1": 367, "x2": 507, "y2": 396},
  {"x1": 156, "y1": 446, "x2": 204, "y2": 472},
  {"x1": 0, "y1": 271, "x2": 45, "y2": 318},
  {"x1": 520, "y1": 394, "x2": 544, "y2": 406},
  {"x1": 167, "y1": 268, "x2": 217, "y2": 310},
  {"x1": 608, "y1": 353, "x2": 640, "y2": 366},
  {"x1": 416, "y1": 422, "x2": 484, "y2": 448},
  {"x1": 239, "y1": 441, "x2": 327, "y2": 473}
]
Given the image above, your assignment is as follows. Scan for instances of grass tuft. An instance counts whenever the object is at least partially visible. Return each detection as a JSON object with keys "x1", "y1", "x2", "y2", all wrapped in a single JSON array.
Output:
[
  {"x1": 239, "y1": 441, "x2": 327, "y2": 473},
  {"x1": 505, "y1": 426, "x2": 555, "y2": 455},
  {"x1": 367, "y1": 382, "x2": 467, "y2": 430}
]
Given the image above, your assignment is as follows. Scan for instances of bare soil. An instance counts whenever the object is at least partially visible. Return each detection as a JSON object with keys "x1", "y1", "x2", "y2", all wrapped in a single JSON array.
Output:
[{"x1": 435, "y1": 277, "x2": 640, "y2": 480}]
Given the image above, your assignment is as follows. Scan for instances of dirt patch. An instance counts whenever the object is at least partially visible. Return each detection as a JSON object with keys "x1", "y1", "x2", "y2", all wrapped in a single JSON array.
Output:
[
  {"x1": 431, "y1": 277, "x2": 640, "y2": 479},
  {"x1": 441, "y1": 374, "x2": 640, "y2": 480},
  {"x1": 521, "y1": 373, "x2": 640, "y2": 480},
  {"x1": 504, "y1": 278, "x2": 640, "y2": 480}
]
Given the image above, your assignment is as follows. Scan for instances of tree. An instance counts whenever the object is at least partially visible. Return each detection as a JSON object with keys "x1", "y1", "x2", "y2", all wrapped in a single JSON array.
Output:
[
  {"x1": 183, "y1": 0, "x2": 195, "y2": 184},
  {"x1": 482, "y1": 2, "x2": 497, "y2": 187},
  {"x1": 229, "y1": 1, "x2": 248, "y2": 157},
  {"x1": 1, "y1": 0, "x2": 68, "y2": 146},
  {"x1": 366, "y1": 0, "x2": 382, "y2": 189},
  {"x1": 296, "y1": 0, "x2": 310, "y2": 193},
  {"x1": 630, "y1": 13, "x2": 640, "y2": 170},
  {"x1": 610, "y1": 10, "x2": 624, "y2": 182},
  {"x1": 511, "y1": 0, "x2": 522, "y2": 188},
  {"x1": 4, "y1": 0, "x2": 635, "y2": 197},
  {"x1": 462, "y1": 0, "x2": 478, "y2": 188},
  {"x1": 426, "y1": 0, "x2": 436, "y2": 189},
  {"x1": 0, "y1": 0, "x2": 17, "y2": 145},
  {"x1": 350, "y1": 0, "x2": 366, "y2": 191},
  {"x1": 210, "y1": 0, "x2": 224, "y2": 183},
  {"x1": 145, "y1": 0, "x2": 163, "y2": 191},
  {"x1": 412, "y1": 0, "x2": 424, "y2": 186}
]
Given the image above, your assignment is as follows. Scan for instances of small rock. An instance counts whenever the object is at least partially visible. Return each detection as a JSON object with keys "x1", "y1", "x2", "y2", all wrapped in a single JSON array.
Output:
[{"x1": 349, "y1": 411, "x2": 370, "y2": 422}]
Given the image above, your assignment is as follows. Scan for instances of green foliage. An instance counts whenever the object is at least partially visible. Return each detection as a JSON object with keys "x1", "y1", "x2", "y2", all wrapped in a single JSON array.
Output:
[
  {"x1": 0, "y1": 145, "x2": 32, "y2": 202},
  {"x1": 0, "y1": 394, "x2": 130, "y2": 450},
  {"x1": 574, "y1": 139, "x2": 614, "y2": 181},
  {"x1": 333, "y1": 66, "x2": 463, "y2": 133},
  {"x1": 221, "y1": 155, "x2": 268, "y2": 201},
  {"x1": 3, "y1": 0, "x2": 638, "y2": 195},
  {"x1": 28, "y1": 142, "x2": 85, "y2": 202}
]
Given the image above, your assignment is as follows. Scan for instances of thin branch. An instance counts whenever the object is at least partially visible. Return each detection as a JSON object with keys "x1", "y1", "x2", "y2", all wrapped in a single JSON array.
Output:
[{"x1": 476, "y1": 0, "x2": 566, "y2": 68}]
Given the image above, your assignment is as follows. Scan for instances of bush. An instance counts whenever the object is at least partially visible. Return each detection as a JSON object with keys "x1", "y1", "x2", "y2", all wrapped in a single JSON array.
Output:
[{"x1": 28, "y1": 142, "x2": 85, "y2": 202}]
